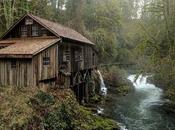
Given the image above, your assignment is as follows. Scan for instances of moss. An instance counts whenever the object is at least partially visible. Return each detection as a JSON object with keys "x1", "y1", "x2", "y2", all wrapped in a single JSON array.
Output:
[
  {"x1": 163, "y1": 87, "x2": 175, "y2": 114},
  {"x1": 0, "y1": 86, "x2": 36, "y2": 129},
  {"x1": 73, "y1": 106, "x2": 119, "y2": 130},
  {"x1": 89, "y1": 94, "x2": 102, "y2": 103},
  {"x1": 0, "y1": 86, "x2": 119, "y2": 130},
  {"x1": 43, "y1": 104, "x2": 74, "y2": 130},
  {"x1": 116, "y1": 85, "x2": 131, "y2": 96}
]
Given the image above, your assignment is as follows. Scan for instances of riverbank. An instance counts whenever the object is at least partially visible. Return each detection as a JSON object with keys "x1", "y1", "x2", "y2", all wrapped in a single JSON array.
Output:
[
  {"x1": 147, "y1": 76, "x2": 175, "y2": 115},
  {"x1": 103, "y1": 74, "x2": 175, "y2": 130},
  {"x1": 0, "y1": 86, "x2": 119, "y2": 130},
  {"x1": 100, "y1": 66, "x2": 133, "y2": 96}
]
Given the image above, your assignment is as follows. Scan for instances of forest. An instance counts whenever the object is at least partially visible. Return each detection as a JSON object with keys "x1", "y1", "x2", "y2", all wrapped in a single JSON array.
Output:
[{"x1": 0, "y1": 0, "x2": 175, "y2": 130}]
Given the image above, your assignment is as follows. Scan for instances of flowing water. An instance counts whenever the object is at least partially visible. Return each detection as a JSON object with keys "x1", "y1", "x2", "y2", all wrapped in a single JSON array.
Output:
[
  {"x1": 97, "y1": 70, "x2": 107, "y2": 114},
  {"x1": 97, "y1": 70, "x2": 107, "y2": 96},
  {"x1": 104, "y1": 74, "x2": 175, "y2": 130}
]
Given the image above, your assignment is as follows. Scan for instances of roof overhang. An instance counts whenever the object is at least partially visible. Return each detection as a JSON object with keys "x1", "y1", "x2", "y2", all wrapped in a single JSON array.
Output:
[
  {"x1": 0, "y1": 38, "x2": 60, "y2": 58},
  {"x1": 0, "y1": 54, "x2": 33, "y2": 59}
]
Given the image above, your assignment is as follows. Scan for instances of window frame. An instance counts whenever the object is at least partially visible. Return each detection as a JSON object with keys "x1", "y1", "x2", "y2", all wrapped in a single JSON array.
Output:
[
  {"x1": 25, "y1": 18, "x2": 33, "y2": 25},
  {"x1": 32, "y1": 24, "x2": 39, "y2": 37},
  {"x1": 41, "y1": 27, "x2": 48, "y2": 36},
  {"x1": 20, "y1": 25, "x2": 27, "y2": 37},
  {"x1": 43, "y1": 57, "x2": 50, "y2": 66}
]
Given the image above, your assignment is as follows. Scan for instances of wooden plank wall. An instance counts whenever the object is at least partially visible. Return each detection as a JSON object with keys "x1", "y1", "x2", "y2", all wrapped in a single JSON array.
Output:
[
  {"x1": 0, "y1": 59, "x2": 33, "y2": 86},
  {"x1": 0, "y1": 42, "x2": 97, "y2": 87},
  {"x1": 0, "y1": 43, "x2": 59, "y2": 87},
  {"x1": 61, "y1": 42, "x2": 97, "y2": 72},
  {"x1": 83, "y1": 46, "x2": 93, "y2": 70},
  {"x1": 58, "y1": 44, "x2": 71, "y2": 72},
  {"x1": 33, "y1": 43, "x2": 58, "y2": 84},
  {"x1": 4, "y1": 16, "x2": 54, "y2": 39}
]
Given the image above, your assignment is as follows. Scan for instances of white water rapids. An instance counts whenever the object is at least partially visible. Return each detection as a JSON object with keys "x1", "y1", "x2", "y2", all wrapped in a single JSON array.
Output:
[
  {"x1": 95, "y1": 73, "x2": 175, "y2": 130},
  {"x1": 119, "y1": 75, "x2": 163, "y2": 130},
  {"x1": 103, "y1": 74, "x2": 175, "y2": 130},
  {"x1": 128, "y1": 75, "x2": 164, "y2": 109}
]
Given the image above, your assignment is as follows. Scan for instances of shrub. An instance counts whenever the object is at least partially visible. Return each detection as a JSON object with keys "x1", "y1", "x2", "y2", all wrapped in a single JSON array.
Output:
[
  {"x1": 43, "y1": 104, "x2": 74, "y2": 130},
  {"x1": 35, "y1": 90, "x2": 55, "y2": 105}
]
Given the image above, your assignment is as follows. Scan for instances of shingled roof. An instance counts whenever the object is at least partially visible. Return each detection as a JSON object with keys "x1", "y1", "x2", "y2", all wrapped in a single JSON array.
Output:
[
  {"x1": 0, "y1": 14, "x2": 94, "y2": 45},
  {"x1": 0, "y1": 38, "x2": 60, "y2": 58},
  {"x1": 29, "y1": 14, "x2": 93, "y2": 45}
]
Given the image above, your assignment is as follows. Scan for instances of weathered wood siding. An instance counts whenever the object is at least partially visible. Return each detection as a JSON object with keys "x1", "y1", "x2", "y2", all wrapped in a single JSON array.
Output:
[
  {"x1": 33, "y1": 43, "x2": 58, "y2": 85},
  {"x1": 84, "y1": 46, "x2": 93, "y2": 69},
  {"x1": 0, "y1": 40, "x2": 97, "y2": 87},
  {"x1": 0, "y1": 59, "x2": 33, "y2": 86},
  {"x1": 0, "y1": 43, "x2": 58, "y2": 87},
  {"x1": 3, "y1": 16, "x2": 54, "y2": 39},
  {"x1": 59, "y1": 41, "x2": 98, "y2": 73}
]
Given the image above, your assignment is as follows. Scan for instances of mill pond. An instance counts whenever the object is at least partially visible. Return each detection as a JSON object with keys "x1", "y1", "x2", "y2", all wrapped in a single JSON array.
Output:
[{"x1": 103, "y1": 74, "x2": 175, "y2": 130}]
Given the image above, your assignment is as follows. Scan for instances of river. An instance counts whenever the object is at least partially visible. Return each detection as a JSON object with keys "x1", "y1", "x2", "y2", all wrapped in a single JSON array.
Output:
[{"x1": 104, "y1": 74, "x2": 175, "y2": 130}]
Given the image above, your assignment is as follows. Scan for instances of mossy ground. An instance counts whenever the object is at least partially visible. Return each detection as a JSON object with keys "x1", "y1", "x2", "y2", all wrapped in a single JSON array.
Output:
[
  {"x1": 0, "y1": 86, "x2": 119, "y2": 130},
  {"x1": 163, "y1": 87, "x2": 175, "y2": 114}
]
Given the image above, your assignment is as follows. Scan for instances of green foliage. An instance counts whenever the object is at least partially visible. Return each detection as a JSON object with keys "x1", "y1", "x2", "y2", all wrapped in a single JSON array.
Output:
[
  {"x1": 90, "y1": 29, "x2": 118, "y2": 63},
  {"x1": 73, "y1": 106, "x2": 119, "y2": 130},
  {"x1": 129, "y1": 0, "x2": 175, "y2": 112},
  {"x1": 0, "y1": 0, "x2": 137, "y2": 66},
  {"x1": 34, "y1": 90, "x2": 55, "y2": 105},
  {"x1": 0, "y1": 87, "x2": 118, "y2": 129},
  {"x1": 43, "y1": 104, "x2": 74, "y2": 130}
]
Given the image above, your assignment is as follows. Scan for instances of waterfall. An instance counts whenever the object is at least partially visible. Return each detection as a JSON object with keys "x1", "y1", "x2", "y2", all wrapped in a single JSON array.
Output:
[
  {"x1": 96, "y1": 70, "x2": 107, "y2": 115},
  {"x1": 97, "y1": 70, "x2": 107, "y2": 96}
]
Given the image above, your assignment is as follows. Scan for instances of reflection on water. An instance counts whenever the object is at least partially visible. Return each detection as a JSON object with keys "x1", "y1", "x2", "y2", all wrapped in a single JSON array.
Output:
[{"x1": 104, "y1": 74, "x2": 175, "y2": 130}]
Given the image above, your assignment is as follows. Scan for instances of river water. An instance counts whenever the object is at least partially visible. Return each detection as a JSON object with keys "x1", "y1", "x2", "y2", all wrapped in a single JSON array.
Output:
[{"x1": 104, "y1": 74, "x2": 175, "y2": 130}]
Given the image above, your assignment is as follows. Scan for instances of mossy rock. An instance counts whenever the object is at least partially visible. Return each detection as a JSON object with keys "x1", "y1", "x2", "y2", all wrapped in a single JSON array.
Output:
[{"x1": 116, "y1": 85, "x2": 131, "y2": 96}]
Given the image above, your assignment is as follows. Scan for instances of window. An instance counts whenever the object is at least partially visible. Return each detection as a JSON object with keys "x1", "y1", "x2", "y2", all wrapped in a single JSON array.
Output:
[
  {"x1": 21, "y1": 25, "x2": 27, "y2": 37},
  {"x1": 41, "y1": 27, "x2": 47, "y2": 36},
  {"x1": 25, "y1": 18, "x2": 33, "y2": 25},
  {"x1": 75, "y1": 48, "x2": 82, "y2": 61},
  {"x1": 11, "y1": 60, "x2": 17, "y2": 68},
  {"x1": 0, "y1": 45, "x2": 7, "y2": 49},
  {"x1": 63, "y1": 46, "x2": 70, "y2": 62},
  {"x1": 32, "y1": 25, "x2": 39, "y2": 36},
  {"x1": 43, "y1": 57, "x2": 50, "y2": 65}
]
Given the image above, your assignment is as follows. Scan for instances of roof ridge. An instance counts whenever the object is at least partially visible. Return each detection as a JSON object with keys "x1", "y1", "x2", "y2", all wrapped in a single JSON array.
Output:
[
  {"x1": 29, "y1": 14, "x2": 68, "y2": 29},
  {"x1": 28, "y1": 14, "x2": 94, "y2": 45},
  {"x1": 0, "y1": 13, "x2": 94, "y2": 45}
]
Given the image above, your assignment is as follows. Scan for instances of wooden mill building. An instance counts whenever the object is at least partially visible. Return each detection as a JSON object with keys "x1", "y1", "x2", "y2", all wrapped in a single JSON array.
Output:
[{"x1": 0, "y1": 14, "x2": 97, "y2": 102}]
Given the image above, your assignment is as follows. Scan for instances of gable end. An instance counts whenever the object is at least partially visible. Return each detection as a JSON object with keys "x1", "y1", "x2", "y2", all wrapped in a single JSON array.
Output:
[{"x1": 0, "y1": 14, "x2": 58, "y2": 40}]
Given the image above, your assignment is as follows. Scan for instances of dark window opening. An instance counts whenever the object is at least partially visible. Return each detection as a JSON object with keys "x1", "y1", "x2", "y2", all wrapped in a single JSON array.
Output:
[
  {"x1": 43, "y1": 57, "x2": 50, "y2": 65},
  {"x1": 21, "y1": 25, "x2": 27, "y2": 37},
  {"x1": 75, "y1": 48, "x2": 82, "y2": 61},
  {"x1": 0, "y1": 45, "x2": 7, "y2": 49},
  {"x1": 32, "y1": 25, "x2": 39, "y2": 36},
  {"x1": 11, "y1": 60, "x2": 17, "y2": 68},
  {"x1": 41, "y1": 27, "x2": 48, "y2": 36},
  {"x1": 93, "y1": 53, "x2": 95, "y2": 65}
]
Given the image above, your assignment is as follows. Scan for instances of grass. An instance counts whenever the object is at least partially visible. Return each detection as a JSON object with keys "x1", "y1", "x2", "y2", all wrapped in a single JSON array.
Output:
[
  {"x1": 0, "y1": 86, "x2": 119, "y2": 130},
  {"x1": 0, "y1": 86, "x2": 36, "y2": 129}
]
